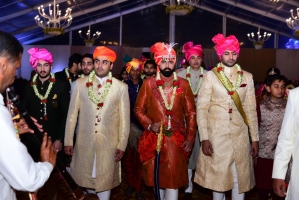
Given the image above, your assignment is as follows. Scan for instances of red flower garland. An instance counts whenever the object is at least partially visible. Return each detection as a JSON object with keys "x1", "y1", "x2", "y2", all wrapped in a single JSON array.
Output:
[
  {"x1": 156, "y1": 80, "x2": 164, "y2": 87},
  {"x1": 86, "y1": 82, "x2": 93, "y2": 87},
  {"x1": 186, "y1": 74, "x2": 191, "y2": 78},
  {"x1": 217, "y1": 67, "x2": 223, "y2": 73},
  {"x1": 41, "y1": 99, "x2": 47, "y2": 103},
  {"x1": 49, "y1": 78, "x2": 56, "y2": 82},
  {"x1": 165, "y1": 110, "x2": 173, "y2": 116},
  {"x1": 97, "y1": 103, "x2": 104, "y2": 107}
]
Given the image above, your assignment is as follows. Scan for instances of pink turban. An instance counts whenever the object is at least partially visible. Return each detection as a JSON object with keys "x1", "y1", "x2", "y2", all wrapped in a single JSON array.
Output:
[
  {"x1": 150, "y1": 42, "x2": 176, "y2": 65},
  {"x1": 212, "y1": 34, "x2": 240, "y2": 57},
  {"x1": 182, "y1": 41, "x2": 204, "y2": 61},
  {"x1": 126, "y1": 58, "x2": 143, "y2": 73},
  {"x1": 28, "y1": 47, "x2": 53, "y2": 69}
]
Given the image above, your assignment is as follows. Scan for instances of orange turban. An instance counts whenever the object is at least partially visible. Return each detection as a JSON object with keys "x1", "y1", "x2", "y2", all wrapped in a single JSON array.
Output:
[
  {"x1": 150, "y1": 42, "x2": 176, "y2": 65},
  {"x1": 93, "y1": 46, "x2": 116, "y2": 62},
  {"x1": 212, "y1": 34, "x2": 240, "y2": 57},
  {"x1": 126, "y1": 58, "x2": 143, "y2": 73}
]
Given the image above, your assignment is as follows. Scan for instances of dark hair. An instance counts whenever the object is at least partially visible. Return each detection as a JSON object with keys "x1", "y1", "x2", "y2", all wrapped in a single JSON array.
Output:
[
  {"x1": 119, "y1": 66, "x2": 127, "y2": 81},
  {"x1": 68, "y1": 53, "x2": 83, "y2": 68},
  {"x1": 264, "y1": 74, "x2": 287, "y2": 86},
  {"x1": 82, "y1": 53, "x2": 93, "y2": 63},
  {"x1": 0, "y1": 31, "x2": 23, "y2": 63},
  {"x1": 266, "y1": 67, "x2": 280, "y2": 75},
  {"x1": 144, "y1": 59, "x2": 157, "y2": 68}
]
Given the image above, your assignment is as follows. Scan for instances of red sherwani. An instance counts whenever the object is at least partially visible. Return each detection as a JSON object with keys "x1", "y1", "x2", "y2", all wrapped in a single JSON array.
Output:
[{"x1": 134, "y1": 74, "x2": 197, "y2": 189}]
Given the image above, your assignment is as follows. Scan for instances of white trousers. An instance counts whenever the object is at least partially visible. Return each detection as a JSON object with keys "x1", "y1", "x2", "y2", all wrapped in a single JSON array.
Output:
[
  {"x1": 212, "y1": 162, "x2": 245, "y2": 200},
  {"x1": 87, "y1": 189, "x2": 111, "y2": 200},
  {"x1": 185, "y1": 169, "x2": 193, "y2": 193},
  {"x1": 157, "y1": 188, "x2": 178, "y2": 200}
]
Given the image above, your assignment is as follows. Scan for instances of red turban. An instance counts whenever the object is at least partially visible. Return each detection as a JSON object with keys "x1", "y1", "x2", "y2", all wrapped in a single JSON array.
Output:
[
  {"x1": 182, "y1": 41, "x2": 204, "y2": 61},
  {"x1": 28, "y1": 47, "x2": 53, "y2": 69},
  {"x1": 150, "y1": 42, "x2": 176, "y2": 65},
  {"x1": 93, "y1": 46, "x2": 116, "y2": 62},
  {"x1": 212, "y1": 34, "x2": 240, "y2": 57}
]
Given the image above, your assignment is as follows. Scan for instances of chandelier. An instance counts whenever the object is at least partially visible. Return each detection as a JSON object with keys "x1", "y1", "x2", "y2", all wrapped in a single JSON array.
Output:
[
  {"x1": 286, "y1": 8, "x2": 299, "y2": 36},
  {"x1": 247, "y1": 27, "x2": 271, "y2": 49},
  {"x1": 79, "y1": 25, "x2": 101, "y2": 47},
  {"x1": 34, "y1": 0, "x2": 72, "y2": 36},
  {"x1": 269, "y1": 0, "x2": 279, "y2": 2},
  {"x1": 160, "y1": 0, "x2": 199, "y2": 16}
]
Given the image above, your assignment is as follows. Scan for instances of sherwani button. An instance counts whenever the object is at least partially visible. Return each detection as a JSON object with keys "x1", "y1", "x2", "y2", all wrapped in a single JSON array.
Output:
[
  {"x1": 96, "y1": 115, "x2": 98, "y2": 118},
  {"x1": 95, "y1": 131, "x2": 97, "y2": 133},
  {"x1": 95, "y1": 123, "x2": 98, "y2": 126}
]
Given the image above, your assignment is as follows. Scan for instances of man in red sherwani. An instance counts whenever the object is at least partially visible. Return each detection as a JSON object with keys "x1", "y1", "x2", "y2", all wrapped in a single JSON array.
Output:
[{"x1": 135, "y1": 42, "x2": 197, "y2": 200}]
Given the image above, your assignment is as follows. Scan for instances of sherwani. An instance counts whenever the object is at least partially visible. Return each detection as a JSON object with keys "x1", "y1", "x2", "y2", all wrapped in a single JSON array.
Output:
[
  {"x1": 135, "y1": 75, "x2": 197, "y2": 189},
  {"x1": 177, "y1": 67, "x2": 207, "y2": 169},
  {"x1": 272, "y1": 87, "x2": 299, "y2": 200},
  {"x1": 194, "y1": 65, "x2": 258, "y2": 193},
  {"x1": 64, "y1": 75, "x2": 130, "y2": 192}
]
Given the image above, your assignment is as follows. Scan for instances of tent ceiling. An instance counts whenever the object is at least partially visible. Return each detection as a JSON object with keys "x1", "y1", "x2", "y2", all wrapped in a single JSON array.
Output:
[{"x1": 0, "y1": 0, "x2": 298, "y2": 44}]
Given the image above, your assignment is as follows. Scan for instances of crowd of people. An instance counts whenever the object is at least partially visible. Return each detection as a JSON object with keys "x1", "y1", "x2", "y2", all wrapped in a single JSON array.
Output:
[{"x1": 0, "y1": 29, "x2": 299, "y2": 200}]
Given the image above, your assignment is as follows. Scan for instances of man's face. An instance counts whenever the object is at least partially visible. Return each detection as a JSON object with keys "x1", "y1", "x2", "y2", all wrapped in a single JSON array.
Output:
[
  {"x1": 81, "y1": 57, "x2": 94, "y2": 75},
  {"x1": 221, "y1": 50, "x2": 238, "y2": 67},
  {"x1": 0, "y1": 53, "x2": 21, "y2": 92},
  {"x1": 188, "y1": 54, "x2": 202, "y2": 70},
  {"x1": 94, "y1": 56, "x2": 113, "y2": 78},
  {"x1": 36, "y1": 59, "x2": 52, "y2": 79},
  {"x1": 143, "y1": 63, "x2": 156, "y2": 77},
  {"x1": 266, "y1": 79, "x2": 286, "y2": 100},
  {"x1": 159, "y1": 58, "x2": 176, "y2": 77},
  {"x1": 129, "y1": 68, "x2": 141, "y2": 80}
]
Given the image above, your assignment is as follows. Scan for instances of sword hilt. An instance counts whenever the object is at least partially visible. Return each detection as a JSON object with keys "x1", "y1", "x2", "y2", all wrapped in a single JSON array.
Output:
[{"x1": 156, "y1": 122, "x2": 163, "y2": 153}]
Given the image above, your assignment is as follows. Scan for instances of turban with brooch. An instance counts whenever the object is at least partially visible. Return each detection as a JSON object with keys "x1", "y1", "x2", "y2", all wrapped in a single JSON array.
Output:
[{"x1": 150, "y1": 42, "x2": 176, "y2": 65}]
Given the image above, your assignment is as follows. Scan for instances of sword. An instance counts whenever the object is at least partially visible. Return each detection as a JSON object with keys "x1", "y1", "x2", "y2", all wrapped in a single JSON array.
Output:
[{"x1": 154, "y1": 122, "x2": 163, "y2": 200}]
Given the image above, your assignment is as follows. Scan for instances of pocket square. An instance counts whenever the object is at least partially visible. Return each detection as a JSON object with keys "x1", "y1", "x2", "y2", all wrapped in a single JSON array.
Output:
[
  {"x1": 53, "y1": 94, "x2": 57, "y2": 99},
  {"x1": 240, "y1": 84, "x2": 247, "y2": 87}
]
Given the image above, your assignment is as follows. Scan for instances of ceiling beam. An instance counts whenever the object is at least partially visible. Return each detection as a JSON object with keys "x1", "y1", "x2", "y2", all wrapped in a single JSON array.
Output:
[
  {"x1": 279, "y1": 0, "x2": 299, "y2": 7},
  {"x1": 0, "y1": 0, "x2": 68, "y2": 23},
  {"x1": 194, "y1": 3, "x2": 295, "y2": 39},
  {"x1": 22, "y1": 1, "x2": 160, "y2": 44},
  {"x1": 11, "y1": 0, "x2": 128, "y2": 35},
  {"x1": 218, "y1": 0, "x2": 286, "y2": 23}
]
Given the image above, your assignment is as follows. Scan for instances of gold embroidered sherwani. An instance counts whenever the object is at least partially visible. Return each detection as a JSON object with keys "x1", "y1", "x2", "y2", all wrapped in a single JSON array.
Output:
[
  {"x1": 194, "y1": 65, "x2": 258, "y2": 193},
  {"x1": 64, "y1": 76, "x2": 130, "y2": 192}
]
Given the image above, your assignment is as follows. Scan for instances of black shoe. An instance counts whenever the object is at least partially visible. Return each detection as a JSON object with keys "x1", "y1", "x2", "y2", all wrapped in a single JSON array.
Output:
[
  {"x1": 124, "y1": 186, "x2": 136, "y2": 196},
  {"x1": 183, "y1": 192, "x2": 192, "y2": 200},
  {"x1": 135, "y1": 192, "x2": 145, "y2": 200}
]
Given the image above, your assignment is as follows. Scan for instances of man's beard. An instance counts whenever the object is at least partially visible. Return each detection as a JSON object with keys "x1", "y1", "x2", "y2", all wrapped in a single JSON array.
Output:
[
  {"x1": 144, "y1": 71, "x2": 155, "y2": 77},
  {"x1": 160, "y1": 68, "x2": 174, "y2": 77},
  {"x1": 222, "y1": 59, "x2": 236, "y2": 67},
  {"x1": 37, "y1": 71, "x2": 50, "y2": 79}
]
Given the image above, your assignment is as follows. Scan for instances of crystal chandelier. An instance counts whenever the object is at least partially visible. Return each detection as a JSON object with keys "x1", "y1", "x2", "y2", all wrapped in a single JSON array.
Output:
[
  {"x1": 34, "y1": 0, "x2": 72, "y2": 36},
  {"x1": 160, "y1": 0, "x2": 199, "y2": 16},
  {"x1": 79, "y1": 25, "x2": 101, "y2": 47},
  {"x1": 247, "y1": 27, "x2": 271, "y2": 49},
  {"x1": 286, "y1": 8, "x2": 299, "y2": 36}
]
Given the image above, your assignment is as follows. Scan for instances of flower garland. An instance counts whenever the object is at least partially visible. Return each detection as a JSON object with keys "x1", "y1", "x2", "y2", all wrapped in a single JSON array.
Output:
[
  {"x1": 156, "y1": 72, "x2": 178, "y2": 131},
  {"x1": 31, "y1": 73, "x2": 56, "y2": 120},
  {"x1": 65, "y1": 68, "x2": 84, "y2": 84},
  {"x1": 86, "y1": 70, "x2": 112, "y2": 108},
  {"x1": 186, "y1": 66, "x2": 204, "y2": 98},
  {"x1": 216, "y1": 63, "x2": 243, "y2": 93}
]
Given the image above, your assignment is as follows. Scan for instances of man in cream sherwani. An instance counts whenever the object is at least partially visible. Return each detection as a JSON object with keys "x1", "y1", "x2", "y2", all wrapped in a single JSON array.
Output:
[
  {"x1": 272, "y1": 87, "x2": 299, "y2": 200},
  {"x1": 64, "y1": 46, "x2": 130, "y2": 200},
  {"x1": 194, "y1": 34, "x2": 259, "y2": 200}
]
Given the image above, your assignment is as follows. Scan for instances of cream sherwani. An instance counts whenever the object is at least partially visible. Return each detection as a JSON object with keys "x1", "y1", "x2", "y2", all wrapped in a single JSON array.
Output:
[
  {"x1": 194, "y1": 65, "x2": 258, "y2": 193},
  {"x1": 177, "y1": 67, "x2": 207, "y2": 169},
  {"x1": 272, "y1": 87, "x2": 299, "y2": 200},
  {"x1": 64, "y1": 75, "x2": 130, "y2": 192}
]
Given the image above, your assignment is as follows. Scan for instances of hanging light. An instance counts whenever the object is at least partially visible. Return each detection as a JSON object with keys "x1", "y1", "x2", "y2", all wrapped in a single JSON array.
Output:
[
  {"x1": 247, "y1": 27, "x2": 271, "y2": 49},
  {"x1": 79, "y1": 25, "x2": 101, "y2": 47},
  {"x1": 34, "y1": 0, "x2": 72, "y2": 36},
  {"x1": 286, "y1": 8, "x2": 299, "y2": 36},
  {"x1": 160, "y1": 0, "x2": 199, "y2": 16}
]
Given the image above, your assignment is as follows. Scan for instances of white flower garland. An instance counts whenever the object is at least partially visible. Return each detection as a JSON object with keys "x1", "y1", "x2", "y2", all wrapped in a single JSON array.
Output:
[
  {"x1": 65, "y1": 68, "x2": 84, "y2": 84},
  {"x1": 87, "y1": 71, "x2": 112, "y2": 107},
  {"x1": 217, "y1": 63, "x2": 243, "y2": 91},
  {"x1": 156, "y1": 72, "x2": 178, "y2": 110},
  {"x1": 32, "y1": 73, "x2": 55, "y2": 102},
  {"x1": 186, "y1": 66, "x2": 204, "y2": 95}
]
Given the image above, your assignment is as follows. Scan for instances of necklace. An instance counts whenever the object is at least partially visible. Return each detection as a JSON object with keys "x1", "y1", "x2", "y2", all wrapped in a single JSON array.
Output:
[
  {"x1": 86, "y1": 71, "x2": 112, "y2": 108},
  {"x1": 156, "y1": 72, "x2": 178, "y2": 131},
  {"x1": 186, "y1": 66, "x2": 204, "y2": 98},
  {"x1": 65, "y1": 68, "x2": 84, "y2": 84},
  {"x1": 31, "y1": 73, "x2": 56, "y2": 120},
  {"x1": 216, "y1": 63, "x2": 243, "y2": 92}
]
